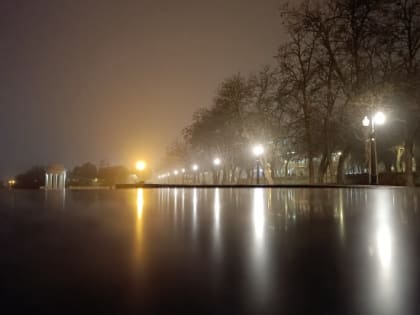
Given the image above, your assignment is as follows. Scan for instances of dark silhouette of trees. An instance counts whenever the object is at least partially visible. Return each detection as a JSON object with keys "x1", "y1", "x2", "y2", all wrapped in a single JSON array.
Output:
[
  {"x1": 162, "y1": 0, "x2": 420, "y2": 186},
  {"x1": 97, "y1": 166, "x2": 130, "y2": 186},
  {"x1": 70, "y1": 162, "x2": 98, "y2": 185},
  {"x1": 14, "y1": 166, "x2": 46, "y2": 189}
]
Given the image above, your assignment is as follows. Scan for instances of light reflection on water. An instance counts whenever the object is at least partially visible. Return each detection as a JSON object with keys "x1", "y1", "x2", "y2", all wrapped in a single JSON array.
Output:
[
  {"x1": 133, "y1": 188, "x2": 144, "y2": 266},
  {"x1": 144, "y1": 187, "x2": 420, "y2": 313},
  {"x1": 2, "y1": 187, "x2": 419, "y2": 313},
  {"x1": 252, "y1": 188, "x2": 265, "y2": 242}
]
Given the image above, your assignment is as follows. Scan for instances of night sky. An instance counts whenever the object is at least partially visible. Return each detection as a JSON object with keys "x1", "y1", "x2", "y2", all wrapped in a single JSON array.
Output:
[{"x1": 0, "y1": 0, "x2": 283, "y2": 179}]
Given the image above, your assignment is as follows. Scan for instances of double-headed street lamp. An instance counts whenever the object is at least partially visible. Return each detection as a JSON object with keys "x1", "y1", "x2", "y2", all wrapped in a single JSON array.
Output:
[
  {"x1": 363, "y1": 112, "x2": 386, "y2": 185},
  {"x1": 253, "y1": 145, "x2": 264, "y2": 184}
]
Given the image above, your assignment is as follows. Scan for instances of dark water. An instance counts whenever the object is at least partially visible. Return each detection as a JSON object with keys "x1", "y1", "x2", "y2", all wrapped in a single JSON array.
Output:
[{"x1": 0, "y1": 188, "x2": 420, "y2": 314}]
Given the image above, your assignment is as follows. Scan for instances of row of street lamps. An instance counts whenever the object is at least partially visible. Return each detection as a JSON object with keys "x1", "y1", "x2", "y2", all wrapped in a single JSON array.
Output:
[
  {"x1": 157, "y1": 145, "x2": 265, "y2": 184},
  {"x1": 155, "y1": 111, "x2": 385, "y2": 185}
]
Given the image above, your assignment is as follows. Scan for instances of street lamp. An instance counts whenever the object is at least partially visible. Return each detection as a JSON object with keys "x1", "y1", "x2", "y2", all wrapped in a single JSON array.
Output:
[
  {"x1": 8, "y1": 179, "x2": 16, "y2": 188},
  {"x1": 213, "y1": 157, "x2": 221, "y2": 184},
  {"x1": 181, "y1": 168, "x2": 186, "y2": 184},
  {"x1": 135, "y1": 160, "x2": 146, "y2": 171},
  {"x1": 192, "y1": 164, "x2": 199, "y2": 184},
  {"x1": 363, "y1": 111, "x2": 386, "y2": 185},
  {"x1": 253, "y1": 145, "x2": 264, "y2": 184}
]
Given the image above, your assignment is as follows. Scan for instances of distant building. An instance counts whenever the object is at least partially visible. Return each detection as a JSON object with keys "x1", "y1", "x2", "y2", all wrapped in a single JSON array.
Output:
[{"x1": 45, "y1": 164, "x2": 66, "y2": 189}]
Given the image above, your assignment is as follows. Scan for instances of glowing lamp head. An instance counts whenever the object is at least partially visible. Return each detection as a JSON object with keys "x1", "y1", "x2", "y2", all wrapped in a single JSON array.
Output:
[
  {"x1": 253, "y1": 145, "x2": 264, "y2": 157},
  {"x1": 181, "y1": 168, "x2": 185, "y2": 173},
  {"x1": 135, "y1": 160, "x2": 146, "y2": 171},
  {"x1": 373, "y1": 111, "x2": 386, "y2": 125},
  {"x1": 213, "y1": 158, "x2": 221, "y2": 166},
  {"x1": 173, "y1": 170, "x2": 179, "y2": 175},
  {"x1": 362, "y1": 116, "x2": 370, "y2": 127},
  {"x1": 192, "y1": 164, "x2": 199, "y2": 171}
]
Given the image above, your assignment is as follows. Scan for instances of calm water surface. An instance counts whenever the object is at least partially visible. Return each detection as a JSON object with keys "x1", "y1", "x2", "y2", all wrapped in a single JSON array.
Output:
[{"x1": 0, "y1": 188, "x2": 420, "y2": 314}]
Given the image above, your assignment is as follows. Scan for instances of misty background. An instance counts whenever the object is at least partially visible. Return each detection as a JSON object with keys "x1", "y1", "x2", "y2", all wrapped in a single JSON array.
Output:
[{"x1": 0, "y1": 0, "x2": 283, "y2": 179}]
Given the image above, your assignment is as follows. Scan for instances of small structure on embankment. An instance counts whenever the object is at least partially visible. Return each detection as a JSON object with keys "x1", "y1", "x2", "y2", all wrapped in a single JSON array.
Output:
[{"x1": 45, "y1": 164, "x2": 66, "y2": 189}]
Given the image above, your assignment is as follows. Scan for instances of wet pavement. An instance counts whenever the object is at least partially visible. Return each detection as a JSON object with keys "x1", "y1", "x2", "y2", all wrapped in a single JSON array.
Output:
[{"x1": 0, "y1": 187, "x2": 420, "y2": 314}]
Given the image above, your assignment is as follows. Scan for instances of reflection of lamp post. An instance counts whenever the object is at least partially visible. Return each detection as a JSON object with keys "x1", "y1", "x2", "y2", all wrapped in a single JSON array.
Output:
[
  {"x1": 363, "y1": 112, "x2": 386, "y2": 185},
  {"x1": 213, "y1": 158, "x2": 221, "y2": 184},
  {"x1": 253, "y1": 145, "x2": 264, "y2": 185}
]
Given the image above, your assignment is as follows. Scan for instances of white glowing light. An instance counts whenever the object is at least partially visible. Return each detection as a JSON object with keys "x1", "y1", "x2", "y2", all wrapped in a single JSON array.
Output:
[
  {"x1": 192, "y1": 164, "x2": 199, "y2": 171},
  {"x1": 213, "y1": 158, "x2": 221, "y2": 166},
  {"x1": 373, "y1": 111, "x2": 386, "y2": 125},
  {"x1": 362, "y1": 116, "x2": 370, "y2": 127},
  {"x1": 253, "y1": 145, "x2": 264, "y2": 157}
]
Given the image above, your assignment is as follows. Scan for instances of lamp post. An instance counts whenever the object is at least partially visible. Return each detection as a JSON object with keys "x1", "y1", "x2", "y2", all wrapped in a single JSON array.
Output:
[
  {"x1": 181, "y1": 168, "x2": 185, "y2": 184},
  {"x1": 192, "y1": 164, "x2": 199, "y2": 185},
  {"x1": 252, "y1": 145, "x2": 264, "y2": 185},
  {"x1": 135, "y1": 160, "x2": 147, "y2": 183},
  {"x1": 173, "y1": 170, "x2": 179, "y2": 184},
  {"x1": 213, "y1": 157, "x2": 221, "y2": 184},
  {"x1": 363, "y1": 112, "x2": 386, "y2": 185}
]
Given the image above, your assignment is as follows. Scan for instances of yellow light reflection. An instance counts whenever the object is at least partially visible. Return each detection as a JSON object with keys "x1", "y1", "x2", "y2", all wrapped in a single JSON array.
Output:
[
  {"x1": 137, "y1": 188, "x2": 144, "y2": 219},
  {"x1": 338, "y1": 190, "x2": 345, "y2": 244},
  {"x1": 133, "y1": 188, "x2": 145, "y2": 269}
]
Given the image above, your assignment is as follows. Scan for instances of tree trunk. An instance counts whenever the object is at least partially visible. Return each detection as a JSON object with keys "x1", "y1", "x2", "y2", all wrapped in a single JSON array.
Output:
[
  {"x1": 222, "y1": 167, "x2": 228, "y2": 184},
  {"x1": 262, "y1": 158, "x2": 274, "y2": 185},
  {"x1": 405, "y1": 137, "x2": 415, "y2": 186},
  {"x1": 247, "y1": 168, "x2": 253, "y2": 184},
  {"x1": 235, "y1": 167, "x2": 241, "y2": 184},
  {"x1": 305, "y1": 128, "x2": 315, "y2": 184},
  {"x1": 308, "y1": 154, "x2": 315, "y2": 184},
  {"x1": 317, "y1": 152, "x2": 329, "y2": 183},
  {"x1": 284, "y1": 159, "x2": 290, "y2": 177}
]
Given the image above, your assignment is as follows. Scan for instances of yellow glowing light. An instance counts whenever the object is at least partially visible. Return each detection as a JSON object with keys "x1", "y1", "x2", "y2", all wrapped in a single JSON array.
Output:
[{"x1": 136, "y1": 160, "x2": 146, "y2": 171}]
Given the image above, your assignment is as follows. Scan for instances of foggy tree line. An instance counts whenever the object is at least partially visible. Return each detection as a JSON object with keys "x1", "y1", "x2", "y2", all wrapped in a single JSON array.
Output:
[{"x1": 163, "y1": 0, "x2": 420, "y2": 185}]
